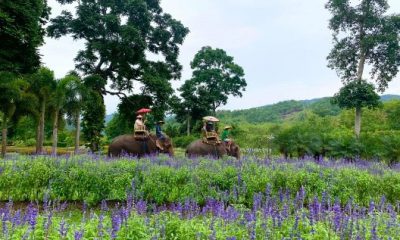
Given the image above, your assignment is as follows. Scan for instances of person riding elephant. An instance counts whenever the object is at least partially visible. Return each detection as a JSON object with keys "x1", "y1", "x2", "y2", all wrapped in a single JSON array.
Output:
[
  {"x1": 202, "y1": 120, "x2": 220, "y2": 143},
  {"x1": 221, "y1": 126, "x2": 232, "y2": 145},
  {"x1": 108, "y1": 133, "x2": 174, "y2": 158},
  {"x1": 155, "y1": 120, "x2": 166, "y2": 150}
]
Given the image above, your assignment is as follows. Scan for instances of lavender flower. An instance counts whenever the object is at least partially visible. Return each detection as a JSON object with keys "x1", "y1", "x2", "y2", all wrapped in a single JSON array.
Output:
[
  {"x1": 74, "y1": 229, "x2": 84, "y2": 240},
  {"x1": 59, "y1": 218, "x2": 68, "y2": 239},
  {"x1": 111, "y1": 212, "x2": 122, "y2": 239}
]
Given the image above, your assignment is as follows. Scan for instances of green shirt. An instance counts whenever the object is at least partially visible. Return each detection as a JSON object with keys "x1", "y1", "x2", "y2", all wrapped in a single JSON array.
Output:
[{"x1": 221, "y1": 129, "x2": 230, "y2": 140}]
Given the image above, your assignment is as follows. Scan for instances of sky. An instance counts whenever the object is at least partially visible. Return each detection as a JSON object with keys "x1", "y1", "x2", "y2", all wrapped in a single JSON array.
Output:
[{"x1": 40, "y1": 0, "x2": 400, "y2": 114}]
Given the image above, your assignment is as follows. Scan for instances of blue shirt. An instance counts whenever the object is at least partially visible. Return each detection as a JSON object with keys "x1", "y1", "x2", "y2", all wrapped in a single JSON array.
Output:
[{"x1": 156, "y1": 124, "x2": 163, "y2": 138}]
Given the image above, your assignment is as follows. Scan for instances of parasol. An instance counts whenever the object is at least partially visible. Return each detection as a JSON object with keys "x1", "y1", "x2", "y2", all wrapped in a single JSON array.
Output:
[
  {"x1": 203, "y1": 116, "x2": 219, "y2": 122},
  {"x1": 136, "y1": 108, "x2": 151, "y2": 114}
]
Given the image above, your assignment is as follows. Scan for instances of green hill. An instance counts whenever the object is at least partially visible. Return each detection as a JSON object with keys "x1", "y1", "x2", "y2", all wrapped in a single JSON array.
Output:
[{"x1": 217, "y1": 94, "x2": 400, "y2": 124}]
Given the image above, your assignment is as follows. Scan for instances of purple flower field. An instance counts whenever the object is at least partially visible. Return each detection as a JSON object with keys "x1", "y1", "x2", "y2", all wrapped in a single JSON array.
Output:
[{"x1": 0, "y1": 154, "x2": 400, "y2": 239}]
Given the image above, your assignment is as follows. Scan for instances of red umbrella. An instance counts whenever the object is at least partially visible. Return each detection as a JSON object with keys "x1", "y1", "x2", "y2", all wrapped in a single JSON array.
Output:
[{"x1": 136, "y1": 108, "x2": 151, "y2": 114}]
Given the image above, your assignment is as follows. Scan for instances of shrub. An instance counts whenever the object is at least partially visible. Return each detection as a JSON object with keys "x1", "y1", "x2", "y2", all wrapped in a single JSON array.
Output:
[{"x1": 173, "y1": 135, "x2": 198, "y2": 148}]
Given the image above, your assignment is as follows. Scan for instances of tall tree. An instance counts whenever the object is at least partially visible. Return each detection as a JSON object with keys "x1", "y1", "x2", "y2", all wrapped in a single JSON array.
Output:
[
  {"x1": 332, "y1": 80, "x2": 381, "y2": 137},
  {"x1": 28, "y1": 67, "x2": 56, "y2": 153},
  {"x1": 0, "y1": 0, "x2": 50, "y2": 73},
  {"x1": 63, "y1": 73, "x2": 84, "y2": 154},
  {"x1": 326, "y1": 0, "x2": 400, "y2": 138},
  {"x1": 48, "y1": 0, "x2": 189, "y2": 120},
  {"x1": 49, "y1": 74, "x2": 83, "y2": 155},
  {"x1": 187, "y1": 46, "x2": 247, "y2": 115},
  {"x1": 0, "y1": 72, "x2": 37, "y2": 157},
  {"x1": 172, "y1": 82, "x2": 210, "y2": 135},
  {"x1": 81, "y1": 75, "x2": 106, "y2": 152}
]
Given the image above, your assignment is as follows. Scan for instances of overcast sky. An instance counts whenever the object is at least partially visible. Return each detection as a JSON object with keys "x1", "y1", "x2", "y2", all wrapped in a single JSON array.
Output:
[{"x1": 40, "y1": 0, "x2": 400, "y2": 114}]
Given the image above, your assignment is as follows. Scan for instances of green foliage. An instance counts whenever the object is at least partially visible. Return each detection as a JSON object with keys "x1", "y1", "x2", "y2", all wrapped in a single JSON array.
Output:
[
  {"x1": 0, "y1": 0, "x2": 49, "y2": 74},
  {"x1": 384, "y1": 100, "x2": 400, "y2": 130},
  {"x1": 105, "y1": 113, "x2": 131, "y2": 141},
  {"x1": 48, "y1": 0, "x2": 189, "y2": 118},
  {"x1": 82, "y1": 75, "x2": 106, "y2": 152},
  {"x1": 1, "y1": 155, "x2": 400, "y2": 208},
  {"x1": 332, "y1": 80, "x2": 381, "y2": 110},
  {"x1": 184, "y1": 46, "x2": 247, "y2": 114},
  {"x1": 0, "y1": 72, "x2": 38, "y2": 156},
  {"x1": 326, "y1": 0, "x2": 400, "y2": 90},
  {"x1": 173, "y1": 135, "x2": 198, "y2": 148}
]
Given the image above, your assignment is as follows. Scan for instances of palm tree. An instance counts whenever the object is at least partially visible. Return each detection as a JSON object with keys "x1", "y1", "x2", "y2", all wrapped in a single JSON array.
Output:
[
  {"x1": 0, "y1": 72, "x2": 37, "y2": 157},
  {"x1": 49, "y1": 77, "x2": 71, "y2": 155},
  {"x1": 63, "y1": 73, "x2": 84, "y2": 154},
  {"x1": 27, "y1": 67, "x2": 56, "y2": 154}
]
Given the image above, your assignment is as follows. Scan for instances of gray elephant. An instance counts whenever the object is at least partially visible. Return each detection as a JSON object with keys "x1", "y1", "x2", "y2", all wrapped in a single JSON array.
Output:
[
  {"x1": 108, "y1": 134, "x2": 174, "y2": 157},
  {"x1": 185, "y1": 140, "x2": 240, "y2": 159}
]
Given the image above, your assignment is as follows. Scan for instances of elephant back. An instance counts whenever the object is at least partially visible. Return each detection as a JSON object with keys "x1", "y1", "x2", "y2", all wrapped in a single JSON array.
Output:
[{"x1": 186, "y1": 139, "x2": 227, "y2": 158}]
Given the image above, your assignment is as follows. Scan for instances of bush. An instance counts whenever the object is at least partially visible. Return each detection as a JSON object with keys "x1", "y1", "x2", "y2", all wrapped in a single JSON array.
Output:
[
  {"x1": 173, "y1": 135, "x2": 198, "y2": 148},
  {"x1": 0, "y1": 155, "x2": 399, "y2": 207}
]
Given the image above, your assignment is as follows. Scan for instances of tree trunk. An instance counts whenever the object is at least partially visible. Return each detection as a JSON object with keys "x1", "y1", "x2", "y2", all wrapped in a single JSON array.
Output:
[
  {"x1": 37, "y1": 100, "x2": 46, "y2": 154},
  {"x1": 212, "y1": 102, "x2": 216, "y2": 116},
  {"x1": 353, "y1": 50, "x2": 366, "y2": 139},
  {"x1": 1, "y1": 115, "x2": 7, "y2": 158},
  {"x1": 35, "y1": 119, "x2": 40, "y2": 152},
  {"x1": 355, "y1": 106, "x2": 362, "y2": 138},
  {"x1": 186, "y1": 115, "x2": 191, "y2": 136},
  {"x1": 74, "y1": 111, "x2": 80, "y2": 154},
  {"x1": 357, "y1": 51, "x2": 366, "y2": 81},
  {"x1": 51, "y1": 109, "x2": 59, "y2": 156}
]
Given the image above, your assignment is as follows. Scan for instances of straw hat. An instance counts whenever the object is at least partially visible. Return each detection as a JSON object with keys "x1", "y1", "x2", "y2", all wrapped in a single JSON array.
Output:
[{"x1": 224, "y1": 126, "x2": 232, "y2": 130}]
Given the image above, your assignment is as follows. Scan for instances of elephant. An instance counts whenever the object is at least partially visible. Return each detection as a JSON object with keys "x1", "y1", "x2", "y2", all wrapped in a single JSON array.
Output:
[
  {"x1": 185, "y1": 140, "x2": 241, "y2": 159},
  {"x1": 225, "y1": 141, "x2": 241, "y2": 159},
  {"x1": 108, "y1": 133, "x2": 174, "y2": 157}
]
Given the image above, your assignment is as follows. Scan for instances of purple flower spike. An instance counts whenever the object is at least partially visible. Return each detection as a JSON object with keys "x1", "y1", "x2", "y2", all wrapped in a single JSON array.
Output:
[
  {"x1": 111, "y1": 212, "x2": 122, "y2": 239},
  {"x1": 59, "y1": 218, "x2": 68, "y2": 239},
  {"x1": 74, "y1": 229, "x2": 83, "y2": 240}
]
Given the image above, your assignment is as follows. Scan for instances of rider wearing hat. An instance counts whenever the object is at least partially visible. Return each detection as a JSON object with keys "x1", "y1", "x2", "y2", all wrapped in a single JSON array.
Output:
[
  {"x1": 134, "y1": 114, "x2": 145, "y2": 132},
  {"x1": 155, "y1": 120, "x2": 165, "y2": 140},
  {"x1": 221, "y1": 125, "x2": 232, "y2": 146}
]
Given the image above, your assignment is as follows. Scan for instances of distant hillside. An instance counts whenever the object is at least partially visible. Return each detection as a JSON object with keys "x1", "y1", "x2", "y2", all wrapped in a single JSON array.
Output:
[
  {"x1": 217, "y1": 94, "x2": 400, "y2": 124},
  {"x1": 105, "y1": 114, "x2": 114, "y2": 124},
  {"x1": 380, "y1": 94, "x2": 400, "y2": 102}
]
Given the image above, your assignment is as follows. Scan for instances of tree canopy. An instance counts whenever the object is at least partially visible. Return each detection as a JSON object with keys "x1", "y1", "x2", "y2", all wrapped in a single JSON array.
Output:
[
  {"x1": 326, "y1": 0, "x2": 400, "y2": 138},
  {"x1": 326, "y1": 0, "x2": 400, "y2": 91},
  {"x1": 332, "y1": 80, "x2": 381, "y2": 110},
  {"x1": 48, "y1": 0, "x2": 189, "y2": 101},
  {"x1": 183, "y1": 46, "x2": 246, "y2": 115},
  {"x1": 0, "y1": 0, "x2": 50, "y2": 74}
]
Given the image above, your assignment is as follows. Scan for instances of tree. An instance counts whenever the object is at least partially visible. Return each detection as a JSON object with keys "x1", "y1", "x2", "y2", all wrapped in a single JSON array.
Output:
[
  {"x1": 105, "y1": 113, "x2": 131, "y2": 141},
  {"x1": 187, "y1": 46, "x2": 246, "y2": 115},
  {"x1": 49, "y1": 79, "x2": 66, "y2": 155},
  {"x1": 81, "y1": 75, "x2": 106, "y2": 152},
  {"x1": 332, "y1": 80, "x2": 381, "y2": 137},
  {"x1": 27, "y1": 67, "x2": 56, "y2": 153},
  {"x1": 326, "y1": 0, "x2": 400, "y2": 138},
  {"x1": 117, "y1": 94, "x2": 153, "y2": 128},
  {"x1": 49, "y1": 74, "x2": 84, "y2": 155},
  {"x1": 0, "y1": 0, "x2": 50, "y2": 74},
  {"x1": 48, "y1": 0, "x2": 189, "y2": 122},
  {"x1": 172, "y1": 82, "x2": 210, "y2": 135},
  {"x1": 0, "y1": 72, "x2": 37, "y2": 157},
  {"x1": 63, "y1": 73, "x2": 85, "y2": 154}
]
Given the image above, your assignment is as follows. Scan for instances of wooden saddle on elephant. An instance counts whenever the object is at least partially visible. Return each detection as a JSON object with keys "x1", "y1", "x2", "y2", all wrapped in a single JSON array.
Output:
[
  {"x1": 202, "y1": 131, "x2": 221, "y2": 145},
  {"x1": 134, "y1": 126, "x2": 149, "y2": 141}
]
